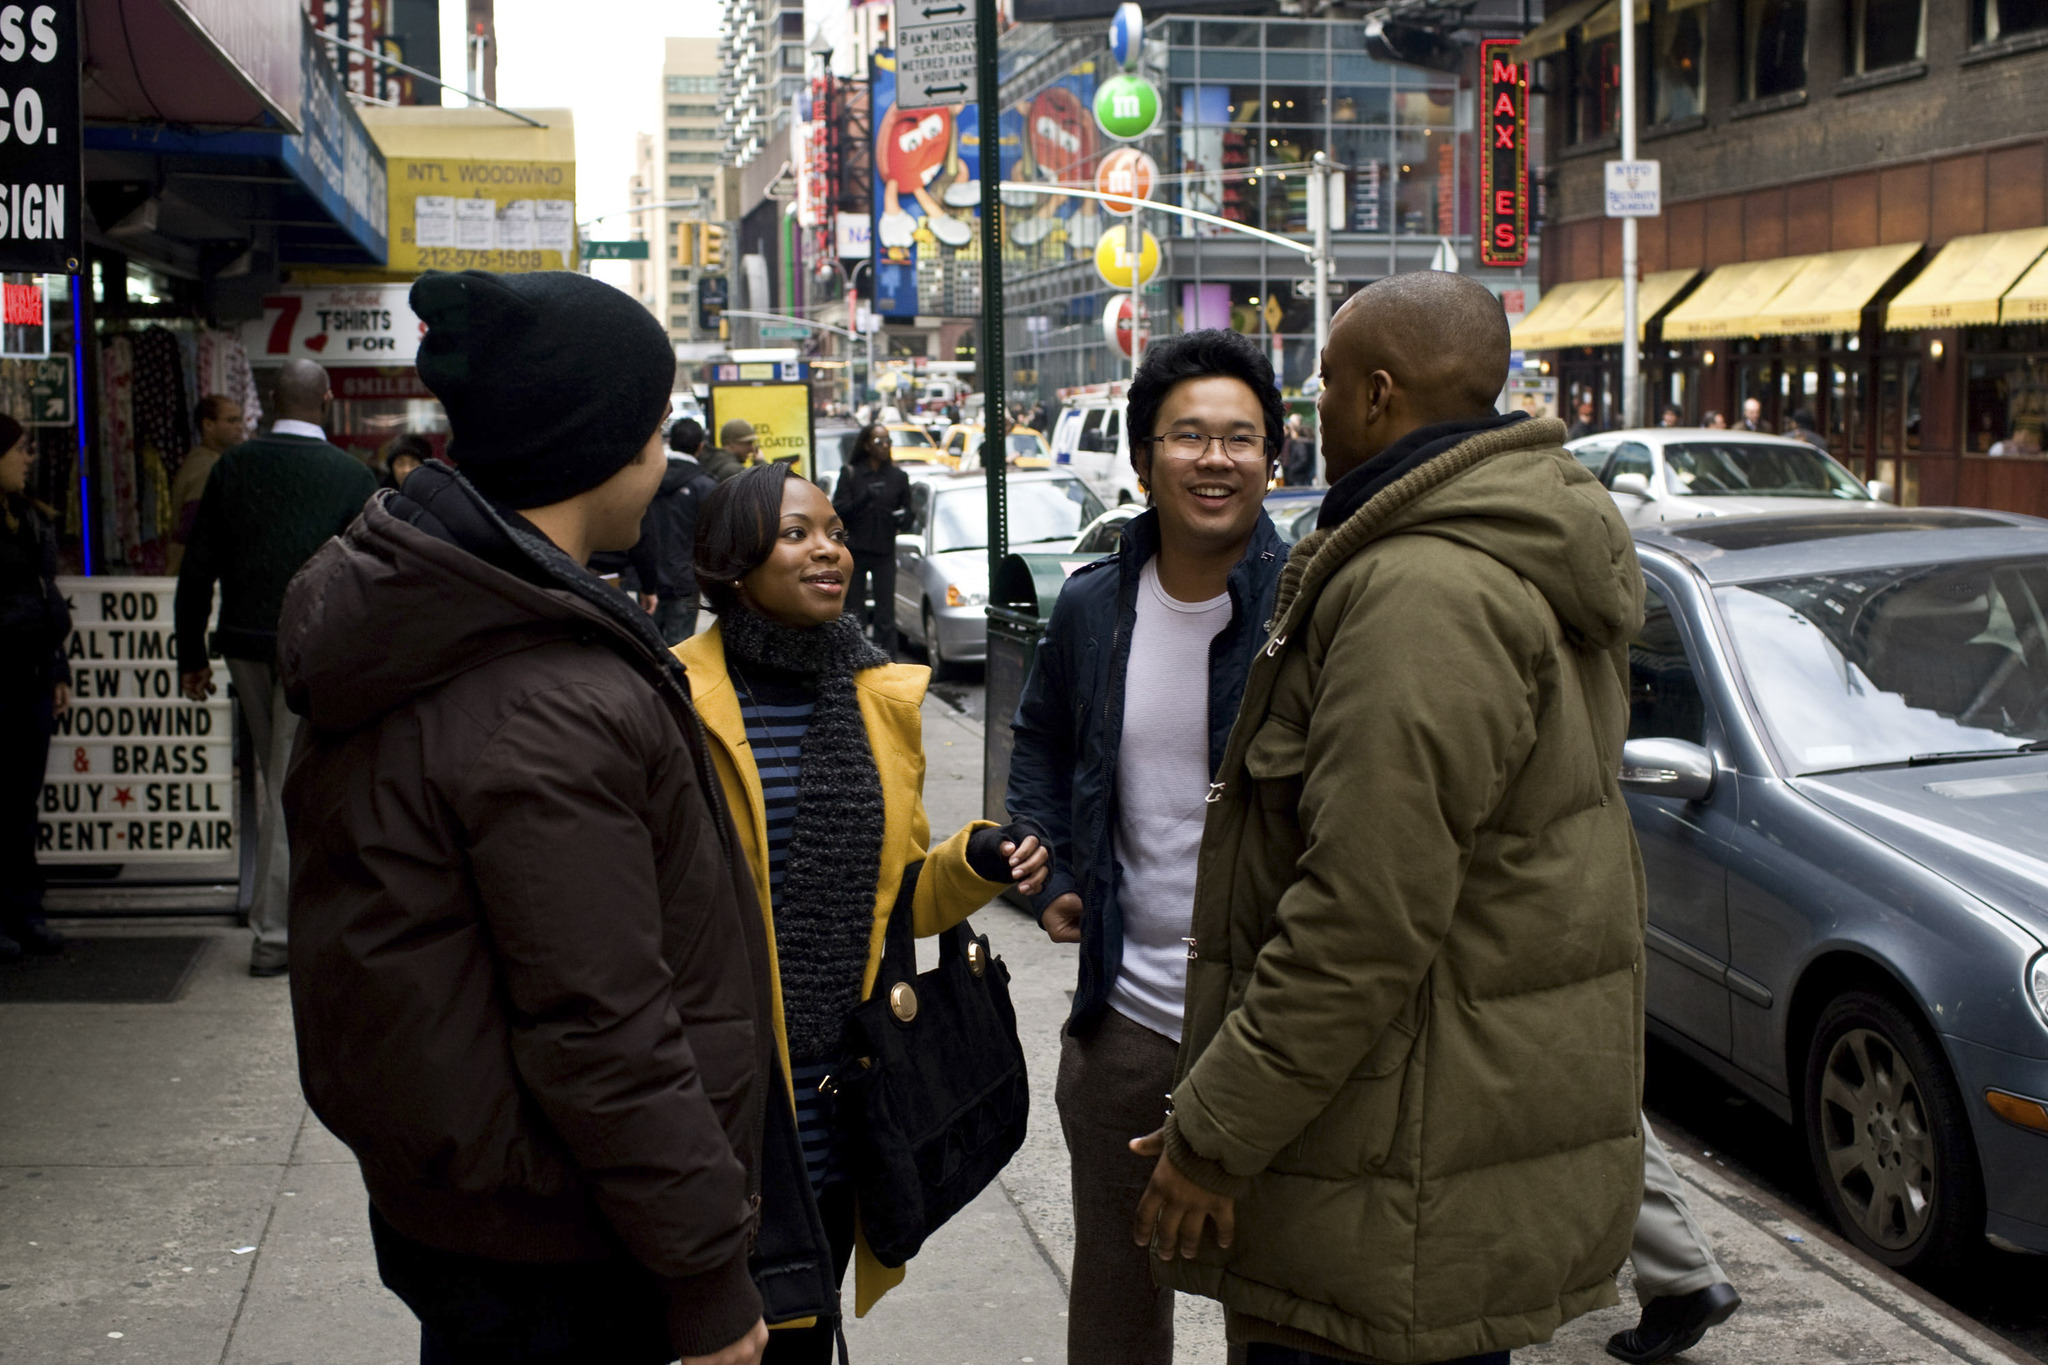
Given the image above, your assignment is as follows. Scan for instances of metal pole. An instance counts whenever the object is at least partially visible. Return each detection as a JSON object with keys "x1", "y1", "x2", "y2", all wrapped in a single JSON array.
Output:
[
  {"x1": 1620, "y1": 0, "x2": 1641, "y2": 429},
  {"x1": 976, "y1": 0, "x2": 1007, "y2": 589},
  {"x1": 1129, "y1": 213, "x2": 1142, "y2": 389},
  {"x1": 1311, "y1": 151, "x2": 1331, "y2": 484}
]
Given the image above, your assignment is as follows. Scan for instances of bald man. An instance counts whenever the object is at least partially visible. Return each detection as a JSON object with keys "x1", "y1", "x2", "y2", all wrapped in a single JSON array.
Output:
[
  {"x1": 1131, "y1": 273, "x2": 1650, "y2": 1365},
  {"x1": 175, "y1": 359, "x2": 377, "y2": 977}
]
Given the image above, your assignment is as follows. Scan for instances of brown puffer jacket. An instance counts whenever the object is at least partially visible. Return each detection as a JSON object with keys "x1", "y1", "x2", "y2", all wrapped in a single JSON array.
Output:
[{"x1": 278, "y1": 468, "x2": 772, "y2": 1358}]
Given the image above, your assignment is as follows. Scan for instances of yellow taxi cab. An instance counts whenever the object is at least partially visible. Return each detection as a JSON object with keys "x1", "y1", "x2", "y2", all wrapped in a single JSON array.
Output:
[
  {"x1": 937, "y1": 424, "x2": 1052, "y2": 469},
  {"x1": 885, "y1": 423, "x2": 947, "y2": 466}
]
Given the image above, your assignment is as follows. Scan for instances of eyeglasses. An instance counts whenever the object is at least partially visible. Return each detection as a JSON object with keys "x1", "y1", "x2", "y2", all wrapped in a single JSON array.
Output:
[{"x1": 1144, "y1": 431, "x2": 1277, "y2": 461}]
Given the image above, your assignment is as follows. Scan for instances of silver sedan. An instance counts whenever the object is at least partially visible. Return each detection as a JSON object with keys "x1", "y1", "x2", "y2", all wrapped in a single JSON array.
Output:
[{"x1": 1568, "y1": 428, "x2": 1889, "y2": 528}]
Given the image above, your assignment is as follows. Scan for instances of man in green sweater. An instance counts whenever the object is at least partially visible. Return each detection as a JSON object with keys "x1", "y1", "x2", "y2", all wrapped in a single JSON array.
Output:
[
  {"x1": 177, "y1": 359, "x2": 378, "y2": 977},
  {"x1": 1131, "y1": 272, "x2": 1647, "y2": 1364}
]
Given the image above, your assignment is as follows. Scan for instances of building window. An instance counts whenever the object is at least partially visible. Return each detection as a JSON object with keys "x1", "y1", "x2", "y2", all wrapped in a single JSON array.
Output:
[
  {"x1": 671, "y1": 126, "x2": 720, "y2": 140},
  {"x1": 666, "y1": 75, "x2": 718, "y2": 94},
  {"x1": 1973, "y1": 0, "x2": 2048, "y2": 42},
  {"x1": 1848, "y1": 0, "x2": 1924, "y2": 71},
  {"x1": 669, "y1": 103, "x2": 718, "y2": 118},
  {"x1": 1652, "y1": 5, "x2": 1706, "y2": 120},
  {"x1": 1743, "y1": 0, "x2": 1807, "y2": 99},
  {"x1": 780, "y1": 10, "x2": 804, "y2": 34},
  {"x1": 672, "y1": 269, "x2": 690, "y2": 281},
  {"x1": 670, "y1": 151, "x2": 721, "y2": 164},
  {"x1": 1567, "y1": 33, "x2": 1621, "y2": 142}
]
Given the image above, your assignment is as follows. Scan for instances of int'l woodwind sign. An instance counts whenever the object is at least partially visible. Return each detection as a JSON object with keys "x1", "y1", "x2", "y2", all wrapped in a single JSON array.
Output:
[{"x1": 1479, "y1": 38, "x2": 1528, "y2": 270}]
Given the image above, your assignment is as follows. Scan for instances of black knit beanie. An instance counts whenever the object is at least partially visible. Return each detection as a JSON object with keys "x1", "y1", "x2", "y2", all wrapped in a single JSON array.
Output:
[{"x1": 411, "y1": 270, "x2": 675, "y2": 508}]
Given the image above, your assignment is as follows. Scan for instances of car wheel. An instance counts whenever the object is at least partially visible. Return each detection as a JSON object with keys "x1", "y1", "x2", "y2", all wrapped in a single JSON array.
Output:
[
  {"x1": 1802, "y1": 989, "x2": 1984, "y2": 1272},
  {"x1": 924, "y1": 604, "x2": 953, "y2": 681}
]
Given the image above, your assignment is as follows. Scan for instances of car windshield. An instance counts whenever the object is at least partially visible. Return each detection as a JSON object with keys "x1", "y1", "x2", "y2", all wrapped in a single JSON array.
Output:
[
  {"x1": 1717, "y1": 556, "x2": 2048, "y2": 774},
  {"x1": 1008, "y1": 433, "x2": 1045, "y2": 457},
  {"x1": 933, "y1": 480, "x2": 1104, "y2": 553},
  {"x1": 891, "y1": 427, "x2": 934, "y2": 448},
  {"x1": 1662, "y1": 441, "x2": 1868, "y2": 499}
]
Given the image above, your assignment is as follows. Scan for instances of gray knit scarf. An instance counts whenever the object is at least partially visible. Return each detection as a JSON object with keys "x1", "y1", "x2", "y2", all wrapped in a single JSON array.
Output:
[{"x1": 722, "y1": 606, "x2": 889, "y2": 1063}]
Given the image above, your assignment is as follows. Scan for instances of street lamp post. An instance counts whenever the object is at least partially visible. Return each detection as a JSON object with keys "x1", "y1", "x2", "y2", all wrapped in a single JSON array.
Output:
[{"x1": 1620, "y1": 0, "x2": 1641, "y2": 429}]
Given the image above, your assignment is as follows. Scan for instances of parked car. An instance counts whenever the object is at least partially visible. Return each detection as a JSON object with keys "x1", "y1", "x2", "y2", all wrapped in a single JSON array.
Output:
[
  {"x1": 895, "y1": 468, "x2": 1105, "y2": 675},
  {"x1": 937, "y1": 424, "x2": 1052, "y2": 469},
  {"x1": 885, "y1": 423, "x2": 946, "y2": 464},
  {"x1": 1567, "y1": 429, "x2": 1890, "y2": 529},
  {"x1": 1263, "y1": 487, "x2": 1326, "y2": 545},
  {"x1": 1619, "y1": 507, "x2": 2048, "y2": 1270},
  {"x1": 1048, "y1": 387, "x2": 1144, "y2": 507},
  {"x1": 1071, "y1": 504, "x2": 1138, "y2": 554}
]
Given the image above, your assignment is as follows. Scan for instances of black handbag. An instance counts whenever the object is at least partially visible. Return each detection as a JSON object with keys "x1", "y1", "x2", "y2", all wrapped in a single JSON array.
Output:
[{"x1": 829, "y1": 860, "x2": 1029, "y2": 1268}]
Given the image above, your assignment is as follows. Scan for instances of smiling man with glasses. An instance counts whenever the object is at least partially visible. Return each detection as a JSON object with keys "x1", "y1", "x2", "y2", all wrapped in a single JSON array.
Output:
[{"x1": 1006, "y1": 328, "x2": 1289, "y2": 1364}]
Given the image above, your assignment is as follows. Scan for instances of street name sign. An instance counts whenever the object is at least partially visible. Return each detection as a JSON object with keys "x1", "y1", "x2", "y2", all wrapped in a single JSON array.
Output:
[
  {"x1": 583, "y1": 239, "x2": 650, "y2": 260},
  {"x1": 1605, "y1": 160, "x2": 1661, "y2": 218},
  {"x1": 895, "y1": 0, "x2": 976, "y2": 112},
  {"x1": 24, "y1": 353, "x2": 68, "y2": 425}
]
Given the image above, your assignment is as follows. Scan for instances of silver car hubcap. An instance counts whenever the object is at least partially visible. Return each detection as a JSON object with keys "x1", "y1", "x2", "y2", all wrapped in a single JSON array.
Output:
[
  {"x1": 1818, "y1": 1027, "x2": 1936, "y2": 1249},
  {"x1": 926, "y1": 610, "x2": 943, "y2": 666}
]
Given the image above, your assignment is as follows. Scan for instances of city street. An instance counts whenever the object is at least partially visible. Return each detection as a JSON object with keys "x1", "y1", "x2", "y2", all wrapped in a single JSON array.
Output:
[{"x1": 3, "y1": 677, "x2": 2043, "y2": 1365}]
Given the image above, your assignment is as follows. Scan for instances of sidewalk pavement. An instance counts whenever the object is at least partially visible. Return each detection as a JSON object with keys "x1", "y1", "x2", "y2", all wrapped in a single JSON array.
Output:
[{"x1": 0, "y1": 690, "x2": 2033, "y2": 1365}]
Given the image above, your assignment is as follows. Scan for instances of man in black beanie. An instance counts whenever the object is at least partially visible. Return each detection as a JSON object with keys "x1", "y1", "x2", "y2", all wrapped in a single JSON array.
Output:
[{"x1": 278, "y1": 270, "x2": 776, "y2": 1365}]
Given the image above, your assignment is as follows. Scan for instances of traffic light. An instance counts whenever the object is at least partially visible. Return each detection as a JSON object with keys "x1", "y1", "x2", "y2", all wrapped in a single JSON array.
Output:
[
  {"x1": 674, "y1": 221, "x2": 694, "y2": 263},
  {"x1": 699, "y1": 223, "x2": 727, "y2": 269}
]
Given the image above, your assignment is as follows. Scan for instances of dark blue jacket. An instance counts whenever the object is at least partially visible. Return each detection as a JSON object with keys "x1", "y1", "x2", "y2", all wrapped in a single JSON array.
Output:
[{"x1": 1004, "y1": 508, "x2": 1288, "y2": 1035}]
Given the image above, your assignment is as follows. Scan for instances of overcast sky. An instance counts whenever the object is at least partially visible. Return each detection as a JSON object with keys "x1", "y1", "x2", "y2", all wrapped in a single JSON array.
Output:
[{"x1": 439, "y1": 1, "x2": 722, "y2": 291}]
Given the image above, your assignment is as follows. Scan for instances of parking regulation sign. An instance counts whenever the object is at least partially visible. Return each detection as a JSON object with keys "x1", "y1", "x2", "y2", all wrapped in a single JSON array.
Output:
[
  {"x1": 894, "y1": 0, "x2": 976, "y2": 112},
  {"x1": 1605, "y1": 160, "x2": 1661, "y2": 218}
]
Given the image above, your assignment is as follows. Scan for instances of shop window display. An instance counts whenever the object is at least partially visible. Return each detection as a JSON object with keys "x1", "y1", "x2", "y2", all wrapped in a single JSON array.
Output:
[
  {"x1": 1652, "y1": 6, "x2": 1706, "y2": 122},
  {"x1": 1743, "y1": 0, "x2": 1808, "y2": 100},
  {"x1": 1968, "y1": 353, "x2": 2048, "y2": 458},
  {"x1": 1568, "y1": 34, "x2": 1621, "y2": 142},
  {"x1": 1849, "y1": 0, "x2": 1924, "y2": 72}
]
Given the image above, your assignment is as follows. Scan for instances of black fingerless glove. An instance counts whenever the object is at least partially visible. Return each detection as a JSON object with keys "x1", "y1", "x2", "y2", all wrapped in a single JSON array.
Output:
[{"x1": 965, "y1": 816, "x2": 1053, "y2": 883}]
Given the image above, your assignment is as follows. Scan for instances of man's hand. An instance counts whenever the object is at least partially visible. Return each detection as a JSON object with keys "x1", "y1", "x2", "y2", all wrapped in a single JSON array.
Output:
[
  {"x1": 639, "y1": 593, "x2": 661, "y2": 614},
  {"x1": 1041, "y1": 892, "x2": 1082, "y2": 944},
  {"x1": 180, "y1": 668, "x2": 214, "y2": 702},
  {"x1": 682, "y1": 1317, "x2": 768, "y2": 1365},
  {"x1": 1001, "y1": 835, "x2": 1050, "y2": 897},
  {"x1": 51, "y1": 682, "x2": 69, "y2": 718},
  {"x1": 1130, "y1": 1128, "x2": 1234, "y2": 1261}
]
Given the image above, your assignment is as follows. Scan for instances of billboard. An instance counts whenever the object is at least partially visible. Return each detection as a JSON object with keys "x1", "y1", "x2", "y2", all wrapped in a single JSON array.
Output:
[
  {"x1": 1479, "y1": 39, "x2": 1529, "y2": 269},
  {"x1": 708, "y1": 383, "x2": 816, "y2": 481},
  {"x1": 359, "y1": 106, "x2": 578, "y2": 273},
  {"x1": 240, "y1": 285, "x2": 424, "y2": 363}
]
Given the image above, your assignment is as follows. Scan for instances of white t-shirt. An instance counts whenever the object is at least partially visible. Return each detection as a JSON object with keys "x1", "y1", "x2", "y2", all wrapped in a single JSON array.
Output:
[{"x1": 1108, "y1": 558, "x2": 1233, "y2": 1042}]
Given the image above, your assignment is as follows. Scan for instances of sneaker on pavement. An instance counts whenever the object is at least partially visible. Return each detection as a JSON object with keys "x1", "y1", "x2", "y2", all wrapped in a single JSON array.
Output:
[
  {"x1": 249, "y1": 947, "x2": 289, "y2": 978},
  {"x1": 1607, "y1": 1282, "x2": 1742, "y2": 1364}
]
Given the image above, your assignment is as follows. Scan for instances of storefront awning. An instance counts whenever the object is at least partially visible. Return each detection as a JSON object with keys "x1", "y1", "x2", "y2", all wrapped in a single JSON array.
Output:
[
  {"x1": 1505, "y1": 0, "x2": 1607, "y2": 61},
  {"x1": 1558, "y1": 268, "x2": 1700, "y2": 345},
  {"x1": 1885, "y1": 229, "x2": 2048, "y2": 329},
  {"x1": 1748, "y1": 243, "x2": 1922, "y2": 336},
  {"x1": 1662, "y1": 256, "x2": 1816, "y2": 340},
  {"x1": 82, "y1": 0, "x2": 302, "y2": 132},
  {"x1": 1509, "y1": 279, "x2": 1618, "y2": 351},
  {"x1": 2002, "y1": 250, "x2": 2048, "y2": 324}
]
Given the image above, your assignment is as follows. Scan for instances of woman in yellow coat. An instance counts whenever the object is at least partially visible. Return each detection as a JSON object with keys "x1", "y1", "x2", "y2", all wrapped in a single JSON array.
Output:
[{"x1": 676, "y1": 462, "x2": 1049, "y2": 1362}]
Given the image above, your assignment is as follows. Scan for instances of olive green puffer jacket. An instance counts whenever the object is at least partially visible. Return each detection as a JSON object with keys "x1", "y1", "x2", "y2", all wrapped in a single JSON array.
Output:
[{"x1": 1154, "y1": 416, "x2": 1649, "y2": 1363}]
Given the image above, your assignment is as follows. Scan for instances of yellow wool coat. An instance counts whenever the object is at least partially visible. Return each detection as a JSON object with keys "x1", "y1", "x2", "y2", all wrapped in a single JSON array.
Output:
[{"x1": 673, "y1": 625, "x2": 1009, "y2": 1318}]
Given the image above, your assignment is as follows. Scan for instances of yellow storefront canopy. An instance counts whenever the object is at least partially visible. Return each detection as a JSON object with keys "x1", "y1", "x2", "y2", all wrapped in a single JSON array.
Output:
[
  {"x1": 1662, "y1": 256, "x2": 1814, "y2": 340},
  {"x1": 1886, "y1": 229, "x2": 2048, "y2": 328},
  {"x1": 1506, "y1": 0, "x2": 1607, "y2": 61},
  {"x1": 2004, "y1": 251, "x2": 2048, "y2": 323},
  {"x1": 1510, "y1": 279, "x2": 1618, "y2": 351},
  {"x1": 1749, "y1": 243, "x2": 1922, "y2": 336},
  {"x1": 1559, "y1": 268, "x2": 1700, "y2": 345}
]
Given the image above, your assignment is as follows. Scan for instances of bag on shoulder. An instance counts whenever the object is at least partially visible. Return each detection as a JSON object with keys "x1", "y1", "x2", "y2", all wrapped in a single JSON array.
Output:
[{"x1": 830, "y1": 860, "x2": 1028, "y2": 1268}]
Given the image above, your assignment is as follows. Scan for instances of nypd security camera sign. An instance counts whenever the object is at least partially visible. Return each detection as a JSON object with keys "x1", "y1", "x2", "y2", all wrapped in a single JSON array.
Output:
[{"x1": 0, "y1": 3, "x2": 78, "y2": 273}]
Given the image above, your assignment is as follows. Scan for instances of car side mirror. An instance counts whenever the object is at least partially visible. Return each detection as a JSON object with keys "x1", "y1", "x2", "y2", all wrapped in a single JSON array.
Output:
[
  {"x1": 1867, "y1": 479, "x2": 1896, "y2": 504},
  {"x1": 1619, "y1": 738, "x2": 1716, "y2": 802},
  {"x1": 1611, "y1": 472, "x2": 1653, "y2": 499},
  {"x1": 896, "y1": 534, "x2": 924, "y2": 555}
]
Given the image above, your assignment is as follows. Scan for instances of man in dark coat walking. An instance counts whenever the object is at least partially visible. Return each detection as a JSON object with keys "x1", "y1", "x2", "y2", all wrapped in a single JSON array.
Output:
[
  {"x1": 649, "y1": 417, "x2": 719, "y2": 644},
  {"x1": 280, "y1": 270, "x2": 775, "y2": 1365},
  {"x1": 174, "y1": 358, "x2": 376, "y2": 977}
]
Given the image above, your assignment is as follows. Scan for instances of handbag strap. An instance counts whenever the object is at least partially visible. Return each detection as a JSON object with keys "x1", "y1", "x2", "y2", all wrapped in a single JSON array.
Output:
[{"x1": 877, "y1": 858, "x2": 922, "y2": 989}]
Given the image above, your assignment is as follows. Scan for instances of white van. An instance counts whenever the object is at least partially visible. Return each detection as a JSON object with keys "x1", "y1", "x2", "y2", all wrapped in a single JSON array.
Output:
[{"x1": 1049, "y1": 383, "x2": 1143, "y2": 505}]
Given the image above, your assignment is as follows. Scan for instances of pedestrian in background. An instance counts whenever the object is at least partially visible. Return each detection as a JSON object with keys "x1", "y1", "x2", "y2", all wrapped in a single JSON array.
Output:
[
  {"x1": 281, "y1": 269, "x2": 772, "y2": 1365},
  {"x1": 175, "y1": 359, "x2": 376, "y2": 979},
  {"x1": 167, "y1": 395, "x2": 245, "y2": 574},
  {"x1": 830, "y1": 422, "x2": 912, "y2": 655},
  {"x1": 1739, "y1": 397, "x2": 1764, "y2": 431},
  {"x1": 0, "y1": 416, "x2": 69, "y2": 963},
  {"x1": 1609, "y1": 1127, "x2": 1741, "y2": 1363},
  {"x1": 1702, "y1": 410, "x2": 1726, "y2": 430},
  {"x1": 1281, "y1": 412, "x2": 1317, "y2": 486},
  {"x1": 1660, "y1": 404, "x2": 1683, "y2": 427},
  {"x1": 1133, "y1": 273, "x2": 1646, "y2": 1365},
  {"x1": 702, "y1": 419, "x2": 758, "y2": 482},
  {"x1": 648, "y1": 417, "x2": 719, "y2": 644},
  {"x1": 678, "y1": 461, "x2": 1049, "y2": 1360},
  {"x1": 1006, "y1": 329, "x2": 1289, "y2": 1365},
  {"x1": 376, "y1": 432, "x2": 433, "y2": 490},
  {"x1": 1788, "y1": 407, "x2": 1828, "y2": 454},
  {"x1": 1568, "y1": 396, "x2": 1601, "y2": 439}
]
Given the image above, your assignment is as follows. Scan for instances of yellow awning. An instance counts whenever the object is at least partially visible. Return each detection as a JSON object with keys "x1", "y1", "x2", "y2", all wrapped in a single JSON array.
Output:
[
  {"x1": 1886, "y1": 229, "x2": 2048, "y2": 329},
  {"x1": 1510, "y1": 278, "x2": 1619, "y2": 351},
  {"x1": 1746, "y1": 244, "x2": 1922, "y2": 336},
  {"x1": 1506, "y1": 0, "x2": 1607, "y2": 61},
  {"x1": 1662, "y1": 256, "x2": 1816, "y2": 340},
  {"x1": 2004, "y1": 251, "x2": 2048, "y2": 323},
  {"x1": 1558, "y1": 268, "x2": 1701, "y2": 345}
]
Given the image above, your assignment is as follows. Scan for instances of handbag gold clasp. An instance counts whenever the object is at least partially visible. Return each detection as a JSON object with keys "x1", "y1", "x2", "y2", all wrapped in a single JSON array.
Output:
[
  {"x1": 889, "y1": 981, "x2": 920, "y2": 1023},
  {"x1": 966, "y1": 938, "x2": 987, "y2": 977}
]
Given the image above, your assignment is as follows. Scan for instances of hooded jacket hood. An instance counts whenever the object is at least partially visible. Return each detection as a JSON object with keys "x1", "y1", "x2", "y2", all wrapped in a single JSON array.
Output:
[
  {"x1": 1278, "y1": 415, "x2": 1642, "y2": 653},
  {"x1": 281, "y1": 462, "x2": 683, "y2": 734}
]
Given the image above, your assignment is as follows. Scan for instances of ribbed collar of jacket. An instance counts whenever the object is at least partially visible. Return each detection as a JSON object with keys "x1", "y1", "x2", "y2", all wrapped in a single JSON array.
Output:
[{"x1": 1317, "y1": 410, "x2": 1530, "y2": 532}]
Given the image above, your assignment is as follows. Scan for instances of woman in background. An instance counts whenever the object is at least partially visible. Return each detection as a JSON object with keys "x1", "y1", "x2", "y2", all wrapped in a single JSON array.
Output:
[{"x1": 0, "y1": 415, "x2": 69, "y2": 962}]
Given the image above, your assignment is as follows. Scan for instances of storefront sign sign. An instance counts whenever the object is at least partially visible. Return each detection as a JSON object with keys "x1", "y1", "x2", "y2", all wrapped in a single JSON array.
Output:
[
  {"x1": 0, "y1": 3, "x2": 79, "y2": 273},
  {"x1": 1, "y1": 275, "x2": 46, "y2": 355},
  {"x1": 41, "y1": 580, "x2": 236, "y2": 864},
  {"x1": 708, "y1": 383, "x2": 816, "y2": 479},
  {"x1": 1479, "y1": 40, "x2": 1528, "y2": 269},
  {"x1": 241, "y1": 285, "x2": 424, "y2": 363},
  {"x1": 835, "y1": 211, "x2": 872, "y2": 259}
]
